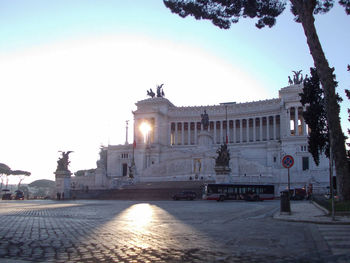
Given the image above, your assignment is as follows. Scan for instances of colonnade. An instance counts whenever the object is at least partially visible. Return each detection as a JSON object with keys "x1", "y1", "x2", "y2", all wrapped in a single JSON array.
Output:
[
  {"x1": 287, "y1": 106, "x2": 307, "y2": 136},
  {"x1": 170, "y1": 115, "x2": 281, "y2": 146}
]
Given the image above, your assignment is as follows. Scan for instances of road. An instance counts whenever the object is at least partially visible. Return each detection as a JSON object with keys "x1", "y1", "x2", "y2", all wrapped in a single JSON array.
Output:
[{"x1": 0, "y1": 199, "x2": 348, "y2": 262}]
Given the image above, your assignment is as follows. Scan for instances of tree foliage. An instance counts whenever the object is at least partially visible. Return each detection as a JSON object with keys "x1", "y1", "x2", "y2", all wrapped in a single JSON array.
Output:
[
  {"x1": 299, "y1": 67, "x2": 342, "y2": 165},
  {"x1": 0, "y1": 163, "x2": 11, "y2": 175},
  {"x1": 164, "y1": 0, "x2": 287, "y2": 29},
  {"x1": 345, "y1": 65, "x2": 350, "y2": 157},
  {"x1": 164, "y1": 0, "x2": 349, "y2": 29},
  {"x1": 300, "y1": 68, "x2": 329, "y2": 165}
]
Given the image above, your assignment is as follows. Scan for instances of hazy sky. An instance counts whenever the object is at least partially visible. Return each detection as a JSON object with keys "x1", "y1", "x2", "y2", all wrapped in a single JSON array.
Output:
[{"x1": 1, "y1": 0, "x2": 349, "y2": 185}]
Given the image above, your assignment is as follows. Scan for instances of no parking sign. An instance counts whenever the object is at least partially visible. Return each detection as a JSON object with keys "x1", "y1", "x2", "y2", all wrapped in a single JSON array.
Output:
[
  {"x1": 282, "y1": 155, "x2": 294, "y2": 169},
  {"x1": 282, "y1": 155, "x2": 294, "y2": 191}
]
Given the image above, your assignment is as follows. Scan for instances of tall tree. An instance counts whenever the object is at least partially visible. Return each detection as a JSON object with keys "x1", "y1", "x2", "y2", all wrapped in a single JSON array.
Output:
[
  {"x1": 345, "y1": 65, "x2": 350, "y2": 158},
  {"x1": 300, "y1": 68, "x2": 329, "y2": 166},
  {"x1": 300, "y1": 67, "x2": 342, "y2": 164},
  {"x1": 163, "y1": 0, "x2": 350, "y2": 200}
]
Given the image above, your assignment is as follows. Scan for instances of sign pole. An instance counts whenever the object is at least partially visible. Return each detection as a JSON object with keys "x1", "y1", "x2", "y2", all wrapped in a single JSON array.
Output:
[{"x1": 288, "y1": 167, "x2": 290, "y2": 192}]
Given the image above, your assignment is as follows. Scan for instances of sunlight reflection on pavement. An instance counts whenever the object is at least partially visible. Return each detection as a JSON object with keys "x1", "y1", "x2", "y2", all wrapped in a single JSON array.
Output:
[
  {"x1": 0, "y1": 200, "x2": 344, "y2": 262},
  {"x1": 100, "y1": 203, "x2": 219, "y2": 258}
]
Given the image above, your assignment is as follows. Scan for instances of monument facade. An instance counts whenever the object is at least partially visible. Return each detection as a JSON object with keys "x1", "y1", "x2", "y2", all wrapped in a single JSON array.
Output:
[{"x1": 68, "y1": 82, "x2": 331, "y2": 196}]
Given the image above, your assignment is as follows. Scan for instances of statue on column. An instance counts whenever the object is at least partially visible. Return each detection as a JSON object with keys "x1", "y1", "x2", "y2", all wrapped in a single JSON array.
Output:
[
  {"x1": 201, "y1": 110, "x2": 209, "y2": 130},
  {"x1": 56, "y1": 151, "x2": 73, "y2": 172}
]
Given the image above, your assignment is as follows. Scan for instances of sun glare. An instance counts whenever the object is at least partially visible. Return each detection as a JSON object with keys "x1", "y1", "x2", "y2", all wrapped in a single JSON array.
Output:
[
  {"x1": 126, "y1": 203, "x2": 153, "y2": 228},
  {"x1": 139, "y1": 122, "x2": 151, "y2": 142}
]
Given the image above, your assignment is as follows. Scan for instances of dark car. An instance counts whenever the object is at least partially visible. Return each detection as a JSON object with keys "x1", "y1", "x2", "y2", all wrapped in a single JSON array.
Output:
[
  {"x1": 14, "y1": 190, "x2": 24, "y2": 200},
  {"x1": 173, "y1": 191, "x2": 197, "y2": 200},
  {"x1": 289, "y1": 188, "x2": 306, "y2": 200},
  {"x1": 243, "y1": 192, "x2": 261, "y2": 201},
  {"x1": 2, "y1": 193, "x2": 12, "y2": 200}
]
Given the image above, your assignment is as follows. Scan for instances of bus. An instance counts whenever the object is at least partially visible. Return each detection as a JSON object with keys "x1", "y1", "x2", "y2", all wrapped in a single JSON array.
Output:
[{"x1": 203, "y1": 184, "x2": 275, "y2": 201}]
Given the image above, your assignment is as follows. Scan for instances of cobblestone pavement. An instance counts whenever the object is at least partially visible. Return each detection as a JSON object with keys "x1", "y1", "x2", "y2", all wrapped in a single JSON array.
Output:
[{"x1": 0, "y1": 200, "x2": 349, "y2": 262}]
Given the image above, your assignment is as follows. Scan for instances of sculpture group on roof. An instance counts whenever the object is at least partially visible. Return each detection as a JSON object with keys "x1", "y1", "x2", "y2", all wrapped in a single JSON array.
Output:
[
  {"x1": 288, "y1": 70, "x2": 304, "y2": 85},
  {"x1": 147, "y1": 84, "x2": 165, "y2": 98}
]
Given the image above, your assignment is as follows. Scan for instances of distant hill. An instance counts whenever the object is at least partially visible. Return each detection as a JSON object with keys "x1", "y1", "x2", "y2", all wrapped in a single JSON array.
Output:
[{"x1": 28, "y1": 179, "x2": 55, "y2": 188}]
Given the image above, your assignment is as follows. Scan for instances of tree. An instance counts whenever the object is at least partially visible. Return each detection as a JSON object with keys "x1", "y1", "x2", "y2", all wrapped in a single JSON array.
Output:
[
  {"x1": 0, "y1": 163, "x2": 11, "y2": 189},
  {"x1": 300, "y1": 68, "x2": 329, "y2": 165},
  {"x1": 11, "y1": 170, "x2": 31, "y2": 189},
  {"x1": 300, "y1": 67, "x2": 342, "y2": 165},
  {"x1": 163, "y1": 0, "x2": 350, "y2": 200},
  {"x1": 345, "y1": 65, "x2": 350, "y2": 157},
  {"x1": 0, "y1": 163, "x2": 30, "y2": 189}
]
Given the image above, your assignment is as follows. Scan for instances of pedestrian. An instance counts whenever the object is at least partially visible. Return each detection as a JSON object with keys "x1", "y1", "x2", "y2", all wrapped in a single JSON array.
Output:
[
  {"x1": 57, "y1": 192, "x2": 61, "y2": 200},
  {"x1": 62, "y1": 192, "x2": 64, "y2": 200}
]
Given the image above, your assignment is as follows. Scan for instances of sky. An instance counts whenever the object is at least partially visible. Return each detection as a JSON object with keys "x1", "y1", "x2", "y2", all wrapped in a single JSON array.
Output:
[{"x1": 0, "y1": 0, "x2": 349, "y2": 185}]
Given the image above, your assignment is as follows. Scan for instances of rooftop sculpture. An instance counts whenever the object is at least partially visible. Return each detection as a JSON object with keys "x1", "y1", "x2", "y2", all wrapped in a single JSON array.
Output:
[
  {"x1": 56, "y1": 151, "x2": 73, "y2": 172},
  {"x1": 288, "y1": 70, "x2": 304, "y2": 85},
  {"x1": 147, "y1": 84, "x2": 165, "y2": 98}
]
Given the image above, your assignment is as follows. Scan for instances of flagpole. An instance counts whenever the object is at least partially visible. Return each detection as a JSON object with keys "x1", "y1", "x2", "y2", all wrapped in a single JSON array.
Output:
[{"x1": 225, "y1": 105, "x2": 228, "y2": 144}]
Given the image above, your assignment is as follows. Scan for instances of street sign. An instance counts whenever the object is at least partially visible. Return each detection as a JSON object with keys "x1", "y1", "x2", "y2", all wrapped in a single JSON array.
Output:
[{"x1": 282, "y1": 155, "x2": 294, "y2": 169}]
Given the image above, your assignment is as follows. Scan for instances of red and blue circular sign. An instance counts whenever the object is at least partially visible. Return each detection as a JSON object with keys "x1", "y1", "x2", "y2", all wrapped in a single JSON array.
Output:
[{"x1": 282, "y1": 155, "x2": 294, "y2": 168}]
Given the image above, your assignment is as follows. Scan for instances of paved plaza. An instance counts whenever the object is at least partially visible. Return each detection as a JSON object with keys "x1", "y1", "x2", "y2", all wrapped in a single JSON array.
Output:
[{"x1": 0, "y1": 200, "x2": 349, "y2": 262}]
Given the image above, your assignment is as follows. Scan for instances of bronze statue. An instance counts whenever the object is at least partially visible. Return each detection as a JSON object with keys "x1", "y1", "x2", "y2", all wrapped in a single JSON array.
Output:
[
  {"x1": 56, "y1": 151, "x2": 73, "y2": 172},
  {"x1": 156, "y1": 84, "x2": 165, "y2": 97},
  {"x1": 215, "y1": 144, "x2": 230, "y2": 167},
  {"x1": 292, "y1": 70, "x2": 303, "y2": 84},
  {"x1": 201, "y1": 110, "x2": 209, "y2": 130},
  {"x1": 147, "y1": 88, "x2": 155, "y2": 98}
]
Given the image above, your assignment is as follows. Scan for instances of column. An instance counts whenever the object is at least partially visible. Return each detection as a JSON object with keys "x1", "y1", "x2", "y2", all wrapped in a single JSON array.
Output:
[
  {"x1": 253, "y1": 118, "x2": 256, "y2": 142},
  {"x1": 220, "y1": 121, "x2": 224, "y2": 144},
  {"x1": 214, "y1": 121, "x2": 217, "y2": 144},
  {"x1": 287, "y1": 108, "x2": 291, "y2": 136},
  {"x1": 174, "y1": 122, "x2": 178, "y2": 145},
  {"x1": 195, "y1": 122, "x2": 198, "y2": 144},
  {"x1": 187, "y1": 122, "x2": 191, "y2": 145},
  {"x1": 181, "y1": 122, "x2": 184, "y2": 145},
  {"x1": 240, "y1": 119, "x2": 243, "y2": 143},
  {"x1": 294, "y1": 106, "x2": 299, "y2": 136},
  {"x1": 169, "y1": 122, "x2": 172, "y2": 145},
  {"x1": 302, "y1": 111, "x2": 307, "y2": 135},
  {"x1": 273, "y1": 115, "x2": 277, "y2": 140},
  {"x1": 233, "y1": 120, "x2": 236, "y2": 143},
  {"x1": 266, "y1": 116, "x2": 270, "y2": 140},
  {"x1": 260, "y1": 117, "x2": 263, "y2": 141},
  {"x1": 227, "y1": 120, "x2": 230, "y2": 143},
  {"x1": 246, "y1": 119, "x2": 249, "y2": 142}
]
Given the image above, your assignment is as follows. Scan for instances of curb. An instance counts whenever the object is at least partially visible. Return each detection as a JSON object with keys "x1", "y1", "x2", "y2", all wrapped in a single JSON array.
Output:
[
  {"x1": 273, "y1": 202, "x2": 350, "y2": 225},
  {"x1": 312, "y1": 200, "x2": 329, "y2": 215}
]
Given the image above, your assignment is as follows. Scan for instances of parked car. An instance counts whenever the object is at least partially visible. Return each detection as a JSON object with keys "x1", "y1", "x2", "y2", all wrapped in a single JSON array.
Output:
[
  {"x1": 2, "y1": 193, "x2": 12, "y2": 200},
  {"x1": 243, "y1": 192, "x2": 262, "y2": 201},
  {"x1": 289, "y1": 188, "x2": 306, "y2": 200},
  {"x1": 173, "y1": 191, "x2": 197, "y2": 200},
  {"x1": 14, "y1": 190, "x2": 24, "y2": 200}
]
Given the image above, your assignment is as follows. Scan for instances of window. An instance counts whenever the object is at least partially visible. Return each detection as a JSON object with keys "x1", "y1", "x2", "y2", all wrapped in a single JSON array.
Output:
[
  {"x1": 122, "y1": 163, "x2": 128, "y2": 176},
  {"x1": 301, "y1": 145, "x2": 307, "y2": 152},
  {"x1": 302, "y1": 157, "x2": 309, "y2": 171}
]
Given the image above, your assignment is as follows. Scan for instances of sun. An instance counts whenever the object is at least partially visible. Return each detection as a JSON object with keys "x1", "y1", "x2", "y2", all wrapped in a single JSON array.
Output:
[{"x1": 139, "y1": 122, "x2": 152, "y2": 142}]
